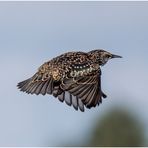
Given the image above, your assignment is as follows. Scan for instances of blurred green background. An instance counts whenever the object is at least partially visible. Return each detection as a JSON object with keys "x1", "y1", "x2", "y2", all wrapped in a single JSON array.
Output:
[
  {"x1": 88, "y1": 108, "x2": 144, "y2": 147},
  {"x1": 61, "y1": 107, "x2": 145, "y2": 147}
]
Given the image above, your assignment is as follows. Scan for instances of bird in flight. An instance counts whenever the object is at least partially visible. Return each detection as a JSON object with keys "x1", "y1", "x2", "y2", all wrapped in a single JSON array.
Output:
[{"x1": 17, "y1": 49, "x2": 122, "y2": 112}]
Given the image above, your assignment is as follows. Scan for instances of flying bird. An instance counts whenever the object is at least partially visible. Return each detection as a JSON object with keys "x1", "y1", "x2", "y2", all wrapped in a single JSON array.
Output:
[{"x1": 17, "y1": 49, "x2": 122, "y2": 112}]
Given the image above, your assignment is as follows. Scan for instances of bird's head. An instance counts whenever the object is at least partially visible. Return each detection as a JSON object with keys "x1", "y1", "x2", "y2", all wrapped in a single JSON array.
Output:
[{"x1": 89, "y1": 49, "x2": 122, "y2": 66}]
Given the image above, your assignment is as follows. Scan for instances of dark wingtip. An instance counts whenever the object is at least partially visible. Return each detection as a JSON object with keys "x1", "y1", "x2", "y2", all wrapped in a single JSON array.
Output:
[
  {"x1": 17, "y1": 78, "x2": 31, "y2": 92},
  {"x1": 79, "y1": 108, "x2": 85, "y2": 112},
  {"x1": 17, "y1": 81, "x2": 24, "y2": 90}
]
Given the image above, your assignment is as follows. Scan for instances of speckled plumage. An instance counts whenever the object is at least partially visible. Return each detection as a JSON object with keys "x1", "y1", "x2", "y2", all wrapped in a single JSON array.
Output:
[{"x1": 17, "y1": 49, "x2": 122, "y2": 112}]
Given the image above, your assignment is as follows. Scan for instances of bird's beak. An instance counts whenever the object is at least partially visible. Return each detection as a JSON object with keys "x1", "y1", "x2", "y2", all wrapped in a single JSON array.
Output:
[{"x1": 111, "y1": 54, "x2": 122, "y2": 58}]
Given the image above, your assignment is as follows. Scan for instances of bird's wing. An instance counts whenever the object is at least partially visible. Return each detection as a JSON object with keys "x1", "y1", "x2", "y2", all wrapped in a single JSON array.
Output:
[
  {"x1": 57, "y1": 91, "x2": 85, "y2": 112},
  {"x1": 17, "y1": 71, "x2": 56, "y2": 96},
  {"x1": 17, "y1": 71, "x2": 86, "y2": 112},
  {"x1": 60, "y1": 70, "x2": 103, "y2": 109},
  {"x1": 17, "y1": 60, "x2": 64, "y2": 96}
]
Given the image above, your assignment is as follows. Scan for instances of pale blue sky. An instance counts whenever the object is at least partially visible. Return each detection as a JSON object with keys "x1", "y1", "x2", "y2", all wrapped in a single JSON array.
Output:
[{"x1": 0, "y1": 1, "x2": 148, "y2": 146}]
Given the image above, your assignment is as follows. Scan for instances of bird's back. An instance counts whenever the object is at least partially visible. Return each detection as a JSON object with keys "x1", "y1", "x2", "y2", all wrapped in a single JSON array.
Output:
[{"x1": 38, "y1": 51, "x2": 99, "y2": 81}]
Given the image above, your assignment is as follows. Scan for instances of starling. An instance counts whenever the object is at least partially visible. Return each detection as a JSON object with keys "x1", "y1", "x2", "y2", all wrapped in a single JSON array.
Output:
[{"x1": 17, "y1": 49, "x2": 122, "y2": 112}]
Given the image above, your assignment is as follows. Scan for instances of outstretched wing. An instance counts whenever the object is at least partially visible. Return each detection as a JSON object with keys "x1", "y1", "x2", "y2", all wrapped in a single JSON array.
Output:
[
  {"x1": 60, "y1": 69, "x2": 105, "y2": 109},
  {"x1": 17, "y1": 72, "x2": 55, "y2": 96},
  {"x1": 17, "y1": 72, "x2": 86, "y2": 111}
]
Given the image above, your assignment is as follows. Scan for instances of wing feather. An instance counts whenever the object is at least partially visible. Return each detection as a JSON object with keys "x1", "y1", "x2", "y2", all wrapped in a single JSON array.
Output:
[
  {"x1": 61, "y1": 71, "x2": 103, "y2": 109},
  {"x1": 79, "y1": 84, "x2": 93, "y2": 101},
  {"x1": 30, "y1": 82, "x2": 40, "y2": 94},
  {"x1": 25, "y1": 82, "x2": 35, "y2": 94},
  {"x1": 78, "y1": 98, "x2": 84, "y2": 112},
  {"x1": 46, "y1": 78, "x2": 53, "y2": 94},
  {"x1": 18, "y1": 79, "x2": 31, "y2": 92},
  {"x1": 86, "y1": 84, "x2": 98, "y2": 108},
  {"x1": 69, "y1": 76, "x2": 94, "y2": 96},
  {"x1": 18, "y1": 72, "x2": 55, "y2": 96},
  {"x1": 17, "y1": 79, "x2": 30, "y2": 89},
  {"x1": 33, "y1": 81, "x2": 43, "y2": 95},
  {"x1": 58, "y1": 91, "x2": 65, "y2": 102},
  {"x1": 83, "y1": 84, "x2": 95, "y2": 105},
  {"x1": 40, "y1": 79, "x2": 50, "y2": 95},
  {"x1": 35, "y1": 81, "x2": 47, "y2": 95},
  {"x1": 72, "y1": 96, "x2": 78, "y2": 110}
]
